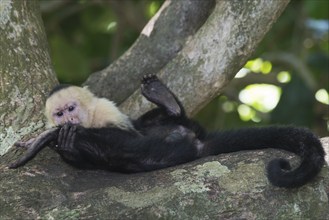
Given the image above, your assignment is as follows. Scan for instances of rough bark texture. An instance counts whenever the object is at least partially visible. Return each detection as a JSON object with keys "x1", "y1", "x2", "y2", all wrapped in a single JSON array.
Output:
[
  {"x1": 84, "y1": 0, "x2": 215, "y2": 104},
  {"x1": 0, "y1": 0, "x2": 58, "y2": 156},
  {"x1": 120, "y1": 0, "x2": 291, "y2": 118},
  {"x1": 0, "y1": 138, "x2": 328, "y2": 219},
  {"x1": 1, "y1": 0, "x2": 328, "y2": 219}
]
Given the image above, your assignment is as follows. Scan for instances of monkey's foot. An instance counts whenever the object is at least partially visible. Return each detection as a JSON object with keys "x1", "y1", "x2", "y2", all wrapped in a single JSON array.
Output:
[{"x1": 141, "y1": 74, "x2": 181, "y2": 116}]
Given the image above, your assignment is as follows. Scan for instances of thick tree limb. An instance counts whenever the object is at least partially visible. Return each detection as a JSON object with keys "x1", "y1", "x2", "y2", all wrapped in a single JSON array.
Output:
[
  {"x1": 0, "y1": 0, "x2": 57, "y2": 125},
  {"x1": 1, "y1": 137, "x2": 328, "y2": 219},
  {"x1": 84, "y1": 0, "x2": 215, "y2": 104},
  {"x1": 120, "y1": 0, "x2": 291, "y2": 118},
  {"x1": 0, "y1": 0, "x2": 57, "y2": 156}
]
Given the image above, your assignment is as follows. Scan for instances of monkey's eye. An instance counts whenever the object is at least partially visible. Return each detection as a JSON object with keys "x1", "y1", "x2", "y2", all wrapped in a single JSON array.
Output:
[
  {"x1": 68, "y1": 106, "x2": 75, "y2": 112},
  {"x1": 56, "y1": 111, "x2": 63, "y2": 117}
]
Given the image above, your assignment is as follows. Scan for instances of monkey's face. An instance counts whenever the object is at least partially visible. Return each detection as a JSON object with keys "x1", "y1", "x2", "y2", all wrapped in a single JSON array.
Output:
[
  {"x1": 45, "y1": 86, "x2": 94, "y2": 127},
  {"x1": 52, "y1": 101, "x2": 87, "y2": 126}
]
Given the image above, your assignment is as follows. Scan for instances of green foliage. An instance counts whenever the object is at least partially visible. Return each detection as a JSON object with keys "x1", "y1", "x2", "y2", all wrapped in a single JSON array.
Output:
[
  {"x1": 42, "y1": 0, "x2": 163, "y2": 84},
  {"x1": 304, "y1": 0, "x2": 329, "y2": 19},
  {"x1": 49, "y1": 34, "x2": 89, "y2": 84},
  {"x1": 147, "y1": 1, "x2": 162, "y2": 18},
  {"x1": 272, "y1": 77, "x2": 315, "y2": 126},
  {"x1": 41, "y1": 0, "x2": 328, "y2": 135},
  {"x1": 245, "y1": 58, "x2": 272, "y2": 74},
  {"x1": 196, "y1": 0, "x2": 328, "y2": 135}
]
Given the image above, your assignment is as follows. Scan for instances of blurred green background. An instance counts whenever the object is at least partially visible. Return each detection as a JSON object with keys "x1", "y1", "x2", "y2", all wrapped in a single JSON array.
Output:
[{"x1": 40, "y1": 0, "x2": 328, "y2": 136}]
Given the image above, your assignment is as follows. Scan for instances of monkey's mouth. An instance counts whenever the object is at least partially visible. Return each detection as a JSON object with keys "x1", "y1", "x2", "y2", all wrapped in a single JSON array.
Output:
[{"x1": 60, "y1": 120, "x2": 81, "y2": 126}]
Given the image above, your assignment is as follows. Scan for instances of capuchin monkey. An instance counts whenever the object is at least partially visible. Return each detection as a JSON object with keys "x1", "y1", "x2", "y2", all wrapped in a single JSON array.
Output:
[{"x1": 10, "y1": 75, "x2": 325, "y2": 188}]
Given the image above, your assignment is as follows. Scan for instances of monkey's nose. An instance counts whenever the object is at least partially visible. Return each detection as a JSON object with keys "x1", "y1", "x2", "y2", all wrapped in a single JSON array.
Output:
[{"x1": 68, "y1": 117, "x2": 80, "y2": 125}]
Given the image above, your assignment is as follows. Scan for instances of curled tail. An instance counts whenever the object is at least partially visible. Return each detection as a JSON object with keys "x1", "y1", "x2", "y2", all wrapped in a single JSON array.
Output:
[{"x1": 202, "y1": 126, "x2": 325, "y2": 188}]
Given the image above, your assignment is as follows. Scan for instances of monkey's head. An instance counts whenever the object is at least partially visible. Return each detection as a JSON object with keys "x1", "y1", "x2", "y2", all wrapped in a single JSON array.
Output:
[
  {"x1": 45, "y1": 84, "x2": 133, "y2": 129},
  {"x1": 45, "y1": 85, "x2": 95, "y2": 127}
]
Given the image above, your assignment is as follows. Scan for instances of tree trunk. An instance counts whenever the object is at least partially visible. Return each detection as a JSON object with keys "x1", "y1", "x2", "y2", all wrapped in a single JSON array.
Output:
[{"x1": 0, "y1": 0, "x2": 57, "y2": 156}]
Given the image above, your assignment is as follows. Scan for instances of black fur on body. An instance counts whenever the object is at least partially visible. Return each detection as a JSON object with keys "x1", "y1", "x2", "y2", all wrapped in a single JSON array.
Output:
[{"x1": 10, "y1": 75, "x2": 325, "y2": 188}]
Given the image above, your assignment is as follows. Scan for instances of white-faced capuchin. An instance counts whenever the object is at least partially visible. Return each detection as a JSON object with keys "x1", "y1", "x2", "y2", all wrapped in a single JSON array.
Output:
[{"x1": 10, "y1": 75, "x2": 325, "y2": 188}]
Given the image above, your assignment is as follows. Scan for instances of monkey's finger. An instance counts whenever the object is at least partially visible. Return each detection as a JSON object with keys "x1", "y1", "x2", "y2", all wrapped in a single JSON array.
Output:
[
  {"x1": 58, "y1": 127, "x2": 65, "y2": 147},
  {"x1": 62, "y1": 124, "x2": 71, "y2": 148},
  {"x1": 67, "y1": 126, "x2": 77, "y2": 150}
]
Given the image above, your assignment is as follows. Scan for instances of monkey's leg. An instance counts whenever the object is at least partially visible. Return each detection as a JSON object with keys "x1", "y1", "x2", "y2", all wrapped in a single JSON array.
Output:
[{"x1": 141, "y1": 75, "x2": 182, "y2": 116}]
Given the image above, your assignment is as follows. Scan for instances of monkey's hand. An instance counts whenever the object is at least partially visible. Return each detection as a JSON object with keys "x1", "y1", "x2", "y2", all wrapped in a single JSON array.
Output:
[
  {"x1": 54, "y1": 124, "x2": 82, "y2": 162},
  {"x1": 56, "y1": 124, "x2": 77, "y2": 151}
]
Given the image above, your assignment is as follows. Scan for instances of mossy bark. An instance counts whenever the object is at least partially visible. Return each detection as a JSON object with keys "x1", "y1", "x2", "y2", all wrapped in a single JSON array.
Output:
[
  {"x1": 0, "y1": 139, "x2": 328, "y2": 219},
  {"x1": 0, "y1": 0, "x2": 57, "y2": 155}
]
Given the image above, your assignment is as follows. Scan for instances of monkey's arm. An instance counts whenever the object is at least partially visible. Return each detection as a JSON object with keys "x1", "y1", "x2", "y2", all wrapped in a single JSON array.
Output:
[
  {"x1": 54, "y1": 124, "x2": 199, "y2": 172},
  {"x1": 52, "y1": 124, "x2": 141, "y2": 169},
  {"x1": 9, "y1": 127, "x2": 59, "y2": 168}
]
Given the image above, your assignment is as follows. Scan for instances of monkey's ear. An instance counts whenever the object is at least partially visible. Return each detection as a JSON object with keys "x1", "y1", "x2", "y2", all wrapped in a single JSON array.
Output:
[
  {"x1": 81, "y1": 86, "x2": 100, "y2": 100},
  {"x1": 82, "y1": 86, "x2": 93, "y2": 94},
  {"x1": 80, "y1": 86, "x2": 90, "y2": 94}
]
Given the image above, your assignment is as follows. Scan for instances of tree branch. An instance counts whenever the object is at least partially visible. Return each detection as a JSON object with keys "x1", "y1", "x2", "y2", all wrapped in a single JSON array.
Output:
[
  {"x1": 120, "y1": 0, "x2": 291, "y2": 118},
  {"x1": 84, "y1": 0, "x2": 216, "y2": 104}
]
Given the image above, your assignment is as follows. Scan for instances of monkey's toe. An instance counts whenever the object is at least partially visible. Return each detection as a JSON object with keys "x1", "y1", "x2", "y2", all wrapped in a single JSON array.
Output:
[{"x1": 141, "y1": 74, "x2": 158, "y2": 85}]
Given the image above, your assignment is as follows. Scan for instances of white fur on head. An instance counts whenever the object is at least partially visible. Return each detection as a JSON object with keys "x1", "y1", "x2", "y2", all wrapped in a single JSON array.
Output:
[{"x1": 45, "y1": 86, "x2": 133, "y2": 129}]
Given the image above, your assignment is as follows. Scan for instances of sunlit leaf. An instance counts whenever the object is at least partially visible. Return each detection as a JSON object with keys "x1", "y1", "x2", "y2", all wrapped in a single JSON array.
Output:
[
  {"x1": 244, "y1": 58, "x2": 272, "y2": 74},
  {"x1": 277, "y1": 71, "x2": 291, "y2": 83},
  {"x1": 222, "y1": 101, "x2": 235, "y2": 113},
  {"x1": 106, "y1": 21, "x2": 117, "y2": 32},
  {"x1": 147, "y1": 1, "x2": 162, "y2": 18},
  {"x1": 261, "y1": 61, "x2": 272, "y2": 74},
  {"x1": 248, "y1": 58, "x2": 263, "y2": 73},
  {"x1": 239, "y1": 84, "x2": 282, "y2": 113},
  {"x1": 315, "y1": 89, "x2": 329, "y2": 105},
  {"x1": 237, "y1": 104, "x2": 255, "y2": 121}
]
